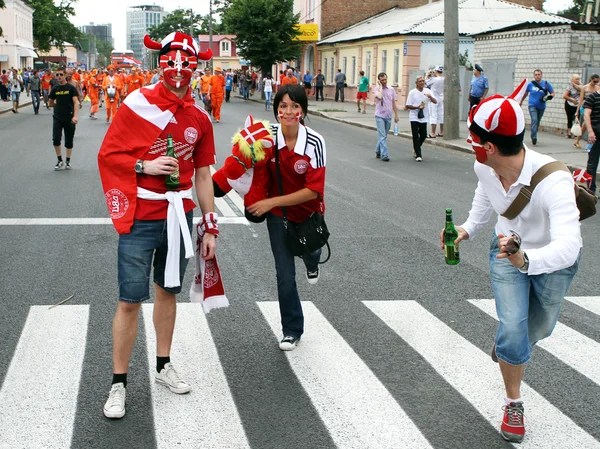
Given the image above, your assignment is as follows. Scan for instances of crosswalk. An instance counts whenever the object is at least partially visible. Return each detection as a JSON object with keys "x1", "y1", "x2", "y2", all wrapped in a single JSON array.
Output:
[{"x1": 1, "y1": 298, "x2": 599, "y2": 449}]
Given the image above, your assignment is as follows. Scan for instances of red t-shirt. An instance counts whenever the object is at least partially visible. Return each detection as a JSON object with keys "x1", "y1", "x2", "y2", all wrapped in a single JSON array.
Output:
[
  {"x1": 135, "y1": 103, "x2": 216, "y2": 220},
  {"x1": 267, "y1": 124, "x2": 326, "y2": 222}
]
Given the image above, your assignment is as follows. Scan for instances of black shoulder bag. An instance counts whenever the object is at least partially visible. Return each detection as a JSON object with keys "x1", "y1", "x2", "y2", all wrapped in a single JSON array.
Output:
[{"x1": 275, "y1": 140, "x2": 331, "y2": 263}]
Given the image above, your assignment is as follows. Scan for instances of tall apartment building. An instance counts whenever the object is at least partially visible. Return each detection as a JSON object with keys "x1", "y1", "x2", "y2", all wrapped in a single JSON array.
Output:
[
  {"x1": 126, "y1": 5, "x2": 167, "y2": 63},
  {"x1": 79, "y1": 23, "x2": 113, "y2": 46}
]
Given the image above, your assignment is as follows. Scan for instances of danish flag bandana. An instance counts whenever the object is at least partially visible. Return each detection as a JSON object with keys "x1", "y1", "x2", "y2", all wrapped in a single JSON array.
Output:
[
  {"x1": 467, "y1": 79, "x2": 528, "y2": 163},
  {"x1": 97, "y1": 82, "x2": 195, "y2": 234}
]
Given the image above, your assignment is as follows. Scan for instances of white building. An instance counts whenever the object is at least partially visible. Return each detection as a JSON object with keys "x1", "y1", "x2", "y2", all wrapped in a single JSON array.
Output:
[
  {"x1": 126, "y1": 5, "x2": 167, "y2": 66},
  {"x1": 0, "y1": 0, "x2": 37, "y2": 70}
]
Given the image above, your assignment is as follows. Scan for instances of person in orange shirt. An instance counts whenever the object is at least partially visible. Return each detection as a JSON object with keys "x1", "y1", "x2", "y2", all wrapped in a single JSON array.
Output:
[
  {"x1": 200, "y1": 68, "x2": 212, "y2": 103},
  {"x1": 87, "y1": 69, "x2": 100, "y2": 119},
  {"x1": 96, "y1": 71, "x2": 106, "y2": 108},
  {"x1": 117, "y1": 69, "x2": 127, "y2": 107},
  {"x1": 281, "y1": 69, "x2": 298, "y2": 86},
  {"x1": 102, "y1": 65, "x2": 124, "y2": 123},
  {"x1": 208, "y1": 66, "x2": 226, "y2": 123},
  {"x1": 125, "y1": 68, "x2": 144, "y2": 97},
  {"x1": 41, "y1": 69, "x2": 54, "y2": 108}
]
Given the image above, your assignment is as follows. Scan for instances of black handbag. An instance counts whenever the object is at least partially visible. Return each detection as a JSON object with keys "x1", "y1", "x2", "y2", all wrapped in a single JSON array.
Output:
[{"x1": 275, "y1": 143, "x2": 331, "y2": 263}]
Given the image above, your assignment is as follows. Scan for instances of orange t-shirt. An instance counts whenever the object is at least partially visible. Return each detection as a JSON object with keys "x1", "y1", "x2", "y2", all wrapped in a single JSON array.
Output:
[
  {"x1": 200, "y1": 75, "x2": 212, "y2": 94},
  {"x1": 102, "y1": 75, "x2": 123, "y2": 99},
  {"x1": 282, "y1": 76, "x2": 298, "y2": 86},
  {"x1": 126, "y1": 74, "x2": 144, "y2": 93},
  {"x1": 209, "y1": 75, "x2": 225, "y2": 95},
  {"x1": 41, "y1": 74, "x2": 53, "y2": 90}
]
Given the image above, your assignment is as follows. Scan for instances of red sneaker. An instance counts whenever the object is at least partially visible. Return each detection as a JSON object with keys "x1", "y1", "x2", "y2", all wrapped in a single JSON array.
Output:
[{"x1": 501, "y1": 401, "x2": 525, "y2": 443}]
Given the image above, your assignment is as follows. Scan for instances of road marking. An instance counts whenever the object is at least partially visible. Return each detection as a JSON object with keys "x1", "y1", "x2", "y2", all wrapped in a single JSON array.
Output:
[
  {"x1": 469, "y1": 299, "x2": 600, "y2": 387},
  {"x1": 566, "y1": 296, "x2": 600, "y2": 316},
  {"x1": 142, "y1": 304, "x2": 249, "y2": 449},
  {"x1": 0, "y1": 217, "x2": 249, "y2": 225},
  {"x1": 215, "y1": 197, "x2": 237, "y2": 217},
  {"x1": 210, "y1": 165, "x2": 246, "y2": 213},
  {"x1": 364, "y1": 300, "x2": 600, "y2": 449},
  {"x1": 0, "y1": 305, "x2": 89, "y2": 449},
  {"x1": 257, "y1": 301, "x2": 433, "y2": 449}
]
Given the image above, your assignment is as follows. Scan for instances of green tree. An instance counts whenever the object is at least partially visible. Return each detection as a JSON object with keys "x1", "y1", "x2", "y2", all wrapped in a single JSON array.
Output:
[
  {"x1": 96, "y1": 39, "x2": 114, "y2": 67},
  {"x1": 24, "y1": 0, "x2": 82, "y2": 53},
  {"x1": 221, "y1": 0, "x2": 302, "y2": 73},
  {"x1": 556, "y1": 0, "x2": 586, "y2": 19},
  {"x1": 0, "y1": 0, "x2": 5, "y2": 36},
  {"x1": 147, "y1": 9, "x2": 206, "y2": 41}
]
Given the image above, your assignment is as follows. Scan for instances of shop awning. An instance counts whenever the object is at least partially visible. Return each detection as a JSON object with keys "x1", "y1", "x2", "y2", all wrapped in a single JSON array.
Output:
[
  {"x1": 0, "y1": 55, "x2": 8, "y2": 62},
  {"x1": 19, "y1": 47, "x2": 38, "y2": 58}
]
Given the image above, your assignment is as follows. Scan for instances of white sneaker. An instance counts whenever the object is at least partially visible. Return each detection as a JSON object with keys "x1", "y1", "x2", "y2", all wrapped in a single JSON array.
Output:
[
  {"x1": 306, "y1": 267, "x2": 320, "y2": 285},
  {"x1": 103, "y1": 383, "x2": 126, "y2": 419},
  {"x1": 155, "y1": 362, "x2": 192, "y2": 394},
  {"x1": 416, "y1": 157, "x2": 423, "y2": 162},
  {"x1": 279, "y1": 335, "x2": 300, "y2": 351}
]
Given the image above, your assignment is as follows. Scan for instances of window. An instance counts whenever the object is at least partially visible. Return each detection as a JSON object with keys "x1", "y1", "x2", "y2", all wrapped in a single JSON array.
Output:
[
  {"x1": 381, "y1": 50, "x2": 387, "y2": 76},
  {"x1": 221, "y1": 41, "x2": 230, "y2": 53},
  {"x1": 307, "y1": 0, "x2": 315, "y2": 19},
  {"x1": 393, "y1": 49, "x2": 400, "y2": 85},
  {"x1": 323, "y1": 57, "x2": 327, "y2": 83},
  {"x1": 351, "y1": 56, "x2": 356, "y2": 85},
  {"x1": 366, "y1": 51, "x2": 371, "y2": 82},
  {"x1": 342, "y1": 57, "x2": 347, "y2": 77},
  {"x1": 330, "y1": 57, "x2": 334, "y2": 84}
]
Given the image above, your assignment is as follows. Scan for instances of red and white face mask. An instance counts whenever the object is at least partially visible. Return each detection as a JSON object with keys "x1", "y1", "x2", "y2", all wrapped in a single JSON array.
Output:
[
  {"x1": 467, "y1": 132, "x2": 488, "y2": 164},
  {"x1": 160, "y1": 50, "x2": 197, "y2": 89}
]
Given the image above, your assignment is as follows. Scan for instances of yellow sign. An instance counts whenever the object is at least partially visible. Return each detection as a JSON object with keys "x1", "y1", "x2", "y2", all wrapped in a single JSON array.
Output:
[{"x1": 294, "y1": 24, "x2": 319, "y2": 42}]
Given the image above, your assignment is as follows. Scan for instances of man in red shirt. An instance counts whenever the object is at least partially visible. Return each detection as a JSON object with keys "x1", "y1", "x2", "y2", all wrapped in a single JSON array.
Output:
[{"x1": 98, "y1": 31, "x2": 215, "y2": 419}]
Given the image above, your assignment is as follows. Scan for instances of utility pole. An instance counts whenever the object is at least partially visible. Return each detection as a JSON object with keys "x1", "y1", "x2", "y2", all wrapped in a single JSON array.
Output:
[
  {"x1": 444, "y1": 0, "x2": 460, "y2": 140},
  {"x1": 209, "y1": 0, "x2": 213, "y2": 58},
  {"x1": 189, "y1": 9, "x2": 194, "y2": 37}
]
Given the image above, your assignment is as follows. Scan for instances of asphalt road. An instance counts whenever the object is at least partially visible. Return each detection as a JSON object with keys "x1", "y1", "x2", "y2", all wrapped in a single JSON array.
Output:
[{"x1": 0, "y1": 95, "x2": 599, "y2": 449}]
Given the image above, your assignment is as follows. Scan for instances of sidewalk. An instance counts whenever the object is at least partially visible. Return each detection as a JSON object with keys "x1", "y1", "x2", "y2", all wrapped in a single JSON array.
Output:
[
  {"x1": 0, "y1": 97, "x2": 32, "y2": 114},
  {"x1": 242, "y1": 93, "x2": 594, "y2": 175}
]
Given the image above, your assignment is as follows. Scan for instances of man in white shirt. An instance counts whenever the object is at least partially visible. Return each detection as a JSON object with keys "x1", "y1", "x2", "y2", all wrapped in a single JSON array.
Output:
[
  {"x1": 426, "y1": 66, "x2": 445, "y2": 137},
  {"x1": 405, "y1": 76, "x2": 437, "y2": 161},
  {"x1": 441, "y1": 79, "x2": 581, "y2": 444}
]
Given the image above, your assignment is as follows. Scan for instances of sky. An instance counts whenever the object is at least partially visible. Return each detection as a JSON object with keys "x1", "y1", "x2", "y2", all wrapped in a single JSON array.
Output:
[{"x1": 68, "y1": 0, "x2": 575, "y2": 51}]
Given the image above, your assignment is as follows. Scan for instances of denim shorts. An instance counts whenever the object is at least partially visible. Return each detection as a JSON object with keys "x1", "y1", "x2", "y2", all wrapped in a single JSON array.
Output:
[
  {"x1": 489, "y1": 234, "x2": 580, "y2": 365},
  {"x1": 117, "y1": 211, "x2": 193, "y2": 303}
]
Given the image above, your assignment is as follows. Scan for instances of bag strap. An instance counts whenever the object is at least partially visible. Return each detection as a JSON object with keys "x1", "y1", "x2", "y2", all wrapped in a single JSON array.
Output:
[
  {"x1": 502, "y1": 161, "x2": 570, "y2": 220},
  {"x1": 531, "y1": 80, "x2": 548, "y2": 95}
]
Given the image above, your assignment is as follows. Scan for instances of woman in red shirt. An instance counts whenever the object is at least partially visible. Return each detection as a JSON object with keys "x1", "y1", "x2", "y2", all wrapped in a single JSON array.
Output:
[{"x1": 248, "y1": 85, "x2": 327, "y2": 351}]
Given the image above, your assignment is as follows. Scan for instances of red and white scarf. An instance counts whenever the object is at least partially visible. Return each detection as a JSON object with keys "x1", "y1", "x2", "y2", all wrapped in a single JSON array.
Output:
[
  {"x1": 190, "y1": 213, "x2": 229, "y2": 313},
  {"x1": 97, "y1": 81, "x2": 195, "y2": 234}
]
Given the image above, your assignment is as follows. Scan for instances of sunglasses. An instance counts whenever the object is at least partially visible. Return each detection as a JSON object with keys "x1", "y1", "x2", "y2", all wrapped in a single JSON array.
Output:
[{"x1": 56, "y1": 73, "x2": 64, "y2": 77}]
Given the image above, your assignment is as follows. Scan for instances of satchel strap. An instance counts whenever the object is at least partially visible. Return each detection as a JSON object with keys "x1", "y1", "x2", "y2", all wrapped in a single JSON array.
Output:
[
  {"x1": 274, "y1": 133, "x2": 289, "y2": 227},
  {"x1": 502, "y1": 161, "x2": 570, "y2": 220}
]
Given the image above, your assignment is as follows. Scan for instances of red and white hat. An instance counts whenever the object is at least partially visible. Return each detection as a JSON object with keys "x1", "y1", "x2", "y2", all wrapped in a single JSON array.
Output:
[
  {"x1": 144, "y1": 32, "x2": 212, "y2": 61},
  {"x1": 468, "y1": 79, "x2": 528, "y2": 148}
]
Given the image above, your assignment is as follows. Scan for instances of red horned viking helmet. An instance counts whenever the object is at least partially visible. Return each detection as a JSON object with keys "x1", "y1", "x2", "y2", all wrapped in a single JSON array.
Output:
[{"x1": 144, "y1": 32, "x2": 213, "y2": 61}]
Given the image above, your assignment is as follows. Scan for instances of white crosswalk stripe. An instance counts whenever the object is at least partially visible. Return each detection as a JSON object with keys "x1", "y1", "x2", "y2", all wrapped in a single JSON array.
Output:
[
  {"x1": 566, "y1": 296, "x2": 600, "y2": 316},
  {"x1": 1, "y1": 299, "x2": 599, "y2": 448},
  {"x1": 469, "y1": 299, "x2": 600, "y2": 387}
]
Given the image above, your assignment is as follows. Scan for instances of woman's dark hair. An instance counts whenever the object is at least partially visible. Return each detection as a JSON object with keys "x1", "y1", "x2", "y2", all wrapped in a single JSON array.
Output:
[{"x1": 273, "y1": 84, "x2": 308, "y2": 124}]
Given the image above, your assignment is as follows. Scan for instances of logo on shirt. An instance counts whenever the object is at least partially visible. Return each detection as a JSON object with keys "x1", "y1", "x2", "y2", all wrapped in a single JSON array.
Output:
[
  {"x1": 169, "y1": 116, "x2": 178, "y2": 124},
  {"x1": 104, "y1": 189, "x2": 129, "y2": 220},
  {"x1": 294, "y1": 159, "x2": 309, "y2": 174},
  {"x1": 184, "y1": 127, "x2": 198, "y2": 144},
  {"x1": 203, "y1": 259, "x2": 219, "y2": 288}
]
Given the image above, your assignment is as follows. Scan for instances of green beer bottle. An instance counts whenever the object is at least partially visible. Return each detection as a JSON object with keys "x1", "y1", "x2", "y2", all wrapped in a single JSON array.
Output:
[
  {"x1": 444, "y1": 208, "x2": 460, "y2": 265},
  {"x1": 165, "y1": 134, "x2": 180, "y2": 190}
]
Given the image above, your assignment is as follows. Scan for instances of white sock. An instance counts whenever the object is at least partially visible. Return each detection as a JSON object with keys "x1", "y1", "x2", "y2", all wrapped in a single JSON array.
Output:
[{"x1": 505, "y1": 397, "x2": 523, "y2": 406}]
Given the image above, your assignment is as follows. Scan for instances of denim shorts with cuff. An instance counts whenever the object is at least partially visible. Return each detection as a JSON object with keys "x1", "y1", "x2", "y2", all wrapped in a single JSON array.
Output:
[
  {"x1": 489, "y1": 234, "x2": 580, "y2": 366},
  {"x1": 117, "y1": 211, "x2": 193, "y2": 303}
]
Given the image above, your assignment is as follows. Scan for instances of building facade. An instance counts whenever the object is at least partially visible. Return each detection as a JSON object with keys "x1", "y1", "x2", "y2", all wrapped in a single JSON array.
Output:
[
  {"x1": 79, "y1": 23, "x2": 113, "y2": 46},
  {"x1": 0, "y1": 0, "x2": 36, "y2": 70},
  {"x1": 474, "y1": 23, "x2": 600, "y2": 133},
  {"x1": 126, "y1": 5, "x2": 167, "y2": 64},
  {"x1": 197, "y1": 35, "x2": 241, "y2": 70}
]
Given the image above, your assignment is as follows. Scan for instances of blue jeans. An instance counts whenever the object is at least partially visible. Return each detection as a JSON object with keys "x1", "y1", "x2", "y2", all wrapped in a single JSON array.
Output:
[
  {"x1": 266, "y1": 213, "x2": 321, "y2": 339},
  {"x1": 242, "y1": 86, "x2": 249, "y2": 100},
  {"x1": 31, "y1": 90, "x2": 40, "y2": 113},
  {"x1": 265, "y1": 91, "x2": 272, "y2": 109},
  {"x1": 585, "y1": 137, "x2": 600, "y2": 194},
  {"x1": 489, "y1": 235, "x2": 579, "y2": 365},
  {"x1": 117, "y1": 211, "x2": 193, "y2": 303},
  {"x1": 528, "y1": 105, "x2": 545, "y2": 140},
  {"x1": 375, "y1": 116, "x2": 392, "y2": 158}
]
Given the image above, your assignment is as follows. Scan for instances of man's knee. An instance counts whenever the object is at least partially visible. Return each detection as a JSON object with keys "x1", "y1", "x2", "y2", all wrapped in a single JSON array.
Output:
[{"x1": 117, "y1": 300, "x2": 142, "y2": 314}]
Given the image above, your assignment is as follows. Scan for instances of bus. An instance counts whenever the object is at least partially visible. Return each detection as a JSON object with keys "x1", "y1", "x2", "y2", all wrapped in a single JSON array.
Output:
[{"x1": 110, "y1": 50, "x2": 142, "y2": 69}]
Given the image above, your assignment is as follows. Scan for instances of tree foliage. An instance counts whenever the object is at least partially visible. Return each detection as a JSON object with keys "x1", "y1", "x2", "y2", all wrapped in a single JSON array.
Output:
[
  {"x1": 96, "y1": 39, "x2": 114, "y2": 67},
  {"x1": 556, "y1": 0, "x2": 586, "y2": 19},
  {"x1": 221, "y1": 0, "x2": 302, "y2": 72},
  {"x1": 0, "y1": 0, "x2": 5, "y2": 36},
  {"x1": 147, "y1": 9, "x2": 207, "y2": 41},
  {"x1": 24, "y1": 0, "x2": 82, "y2": 53}
]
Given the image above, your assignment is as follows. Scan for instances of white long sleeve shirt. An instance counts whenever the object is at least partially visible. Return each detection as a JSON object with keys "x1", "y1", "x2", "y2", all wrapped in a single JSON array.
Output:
[{"x1": 460, "y1": 147, "x2": 582, "y2": 275}]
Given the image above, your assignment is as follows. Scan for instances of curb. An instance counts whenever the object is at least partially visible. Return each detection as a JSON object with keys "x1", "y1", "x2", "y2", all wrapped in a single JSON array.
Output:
[
  {"x1": 237, "y1": 95, "x2": 594, "y2": 175},
  {"x1": 0, "y1": 100, "x2": 33, "y2": 115}
]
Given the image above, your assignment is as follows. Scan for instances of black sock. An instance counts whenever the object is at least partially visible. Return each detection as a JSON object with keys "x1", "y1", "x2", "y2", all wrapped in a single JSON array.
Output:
[
  {"x1": 112, "y1": 373, "x2": 127, "y2": 388},
  {"x1": 66, "y1": 157, "x2": 70, "y2": 163},
  {"x1": 57, "y1": 156, "x2": 63, "y2": 162},
  {"x1": 157, "y1": 356, "x2": 170, "y2": 373}
]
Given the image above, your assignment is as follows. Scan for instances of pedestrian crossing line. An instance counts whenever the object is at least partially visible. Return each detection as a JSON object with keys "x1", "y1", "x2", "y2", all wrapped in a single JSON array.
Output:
[
  {"x1": 210, "y1": 165, "x2": 246, "y2": 214},
  {"x1": 141, "y1": 304, "x2": 250, "y2": 449},
  {"x1": 364, "y1": 301, "x2": 600, "y2": 449},
  {"x1": 566, "y1": 296, "x2": 600, "y2": 317},
  {"x1": 469, "y1": 299, "x2": 600, "y2": 387},
  {"x1": 215, "y1": 197, "x2": 238, "y2": 218},
  {"x1": 0, "y1": 217, "x2": 249, "y2": 225},
  {"x1": 0, "y1": 305, "x2": 89, "y2": 449},
  {"x1": 257, "y1": 301, "x2": 434, "y2": 449}
]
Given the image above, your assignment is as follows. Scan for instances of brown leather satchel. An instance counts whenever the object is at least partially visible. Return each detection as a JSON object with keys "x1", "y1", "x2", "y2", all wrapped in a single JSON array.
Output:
[{"x1": 501, "y1": 161, "x2": 597, "y2": 221}]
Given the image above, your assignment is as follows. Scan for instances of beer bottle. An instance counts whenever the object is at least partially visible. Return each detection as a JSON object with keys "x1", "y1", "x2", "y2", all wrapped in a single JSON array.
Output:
[
  {"x1": 444, "y1": 208, "x2": 460, "y2": 265},
  {"x1": 165, "y1": 134, "x2": 180, "y2": 190}
]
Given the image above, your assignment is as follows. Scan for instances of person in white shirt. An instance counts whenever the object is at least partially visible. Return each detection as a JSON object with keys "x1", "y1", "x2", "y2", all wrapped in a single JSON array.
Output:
[
  {"x1": 405, "y1": 76, "x2": 437, "y2": 162},
  {"x1": 426, "y1": 66, "x2": 445, "y2": 137},
  {"x1": 440, "y1": 79, "x2": 581, "y2": 444},
  {"x1": 263, "y1": 72, "x2": 274, "y2": 111}
]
